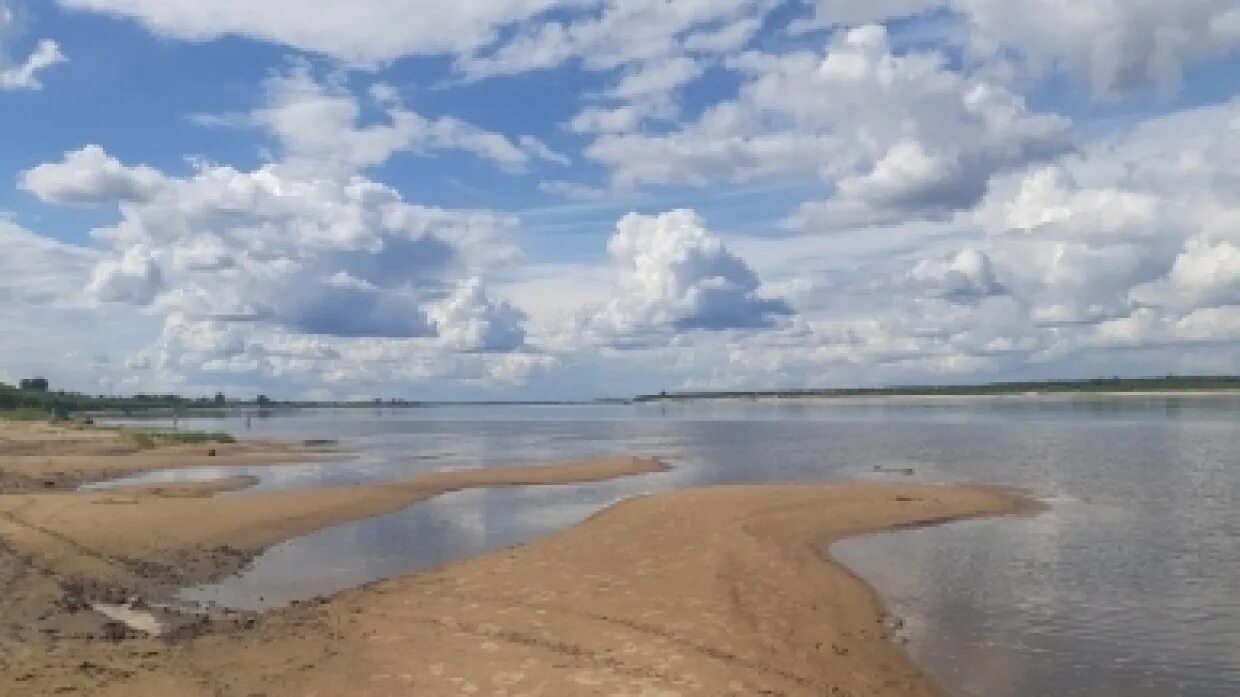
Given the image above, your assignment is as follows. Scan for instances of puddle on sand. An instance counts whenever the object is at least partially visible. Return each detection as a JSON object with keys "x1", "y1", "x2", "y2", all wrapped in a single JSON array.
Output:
[
  {"x1": 78, "y1": 462, "x2": 365, "y2": 494},
  {"x1": 176, "y1": 469, "x2": 688, "y2": 612}
]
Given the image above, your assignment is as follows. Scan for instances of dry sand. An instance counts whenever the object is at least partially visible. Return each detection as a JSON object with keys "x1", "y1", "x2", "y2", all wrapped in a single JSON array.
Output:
[
  {"x1": 0, "y1": 419, "x2": 332, "y2": 492},
  {"x1": 0, "y1": 420, "x2": 1037, "y2": 696}
]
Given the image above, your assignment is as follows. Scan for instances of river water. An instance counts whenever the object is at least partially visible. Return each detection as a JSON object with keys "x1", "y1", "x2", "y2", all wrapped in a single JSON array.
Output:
[{"x1": 107, "y1": 396, "x2": 1240, "y2": 696}]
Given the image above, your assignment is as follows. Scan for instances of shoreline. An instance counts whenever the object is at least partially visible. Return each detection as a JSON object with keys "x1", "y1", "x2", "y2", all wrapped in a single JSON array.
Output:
[
  {"x1": 0, "y1": 419, "x2": 673, "y2": 676},
  {"x1": 1, "y1": 419, "x2": 1040, "y2": 696},
  {"x1": 0, "y1": 419, "x2": 338, "y2": 492},
  {"x1": 635, "y1": 388, "x2": 1240, "y2": 405}
]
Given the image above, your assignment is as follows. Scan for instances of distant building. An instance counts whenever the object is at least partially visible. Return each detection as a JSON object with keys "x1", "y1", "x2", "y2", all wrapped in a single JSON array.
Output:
[
  {"x1": 19, "y1": 377, "x2": 49, "y2": 392},
  {"x1": 214, "y1": 392, "x2": 226, "y2": 406}
]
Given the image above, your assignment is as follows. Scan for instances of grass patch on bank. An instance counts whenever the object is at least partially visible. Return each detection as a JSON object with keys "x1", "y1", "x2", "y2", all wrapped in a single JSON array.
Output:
[
  {"x1": 0, "y1": 408, "x2": 56, "y2": 421},
  {"x1": 123, "y1": 429, "x2": 236, "y2": 450}
]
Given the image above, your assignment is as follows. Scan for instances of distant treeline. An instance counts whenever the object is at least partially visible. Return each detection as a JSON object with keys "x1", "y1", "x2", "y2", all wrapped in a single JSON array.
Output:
[
  {"x1": 0, "y1": 381, "x2": 597, "y2": 419},
  {"x1": 7, "y1": 374, "x2": 1238, "y2": 420},
  {"x1": 0, "y1": 382, "x2": 276, "y2": 418},
  {"x1": 634, "y1": 376, "x2": 1240, "y2": 402}
]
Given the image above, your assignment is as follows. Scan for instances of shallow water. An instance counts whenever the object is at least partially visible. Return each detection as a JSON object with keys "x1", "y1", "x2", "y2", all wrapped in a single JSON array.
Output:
[{"x1": 111, "y1": 396, "x2": 1240, "y2": 696}]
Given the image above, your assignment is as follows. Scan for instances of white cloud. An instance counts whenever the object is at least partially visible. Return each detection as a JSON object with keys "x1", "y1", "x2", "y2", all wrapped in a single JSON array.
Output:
[
  {"x1": 1, "y1": 1, "x2": 66, "y2": 90},
  {"x1": 40, "y1": 147, "x2": 520, "y2": 341},
  {"x1": 568, "y1": 104, "x2": 646, "y2": 134},
  {"x1": 0, "y1": 218, "x2": 96, "y2": 304},
  {"x1": 583, "y1": 209, "x2": 792, "y2": 339},
  {"x1": 790, "y1": 1, "x2": 1240, "y2": 97},
  {"x1": 427, "y1": 277, "x2": 528, "y2": 353},
  {"x1": 52, "y1": 0, "x2": 1240, "y2": 105},
  {"x1": 572, "y1": 100, "x2": 1240, "y2": 392},
  {"x1": 976, "y1": 166, "x2": 1161, "y2": 242},
  {"x1": 0, "y1": 37, "x2": 64, "y2": 89},
  {"x1": 87, "y1": 243, "x2": 163, "y2": 304},
  {"x1": 895, "y1": 100, "x2": 1240, "y2": 362},
  {"x1": 459, "y1": 0, "x2": 771, "y2": 79},
  {"x1": 461, "y1": 0, "x2": 774, "y2": 140},
  {"x1": 584, "y1": 25, "x2": 1069, "y2": 229},
  {"x1": 909, "y1": 248, "x2": 1004, "y2": 300},
  {"x1": 1131, "y1": 239, "x2": 1240, "y2": 312},
  {"x1": 793, "y1": 0, "x2": 1240, "y2": 97},
  {"x1": 20, "y1": 69, "x2": 546, "y2": 393},
  {"x1": 56, "y1": 0, "x2": 579, "y2": 67},
  {"x1": 792, "y1": 0, "x2": 945, "y2": 32},
  {"x1": 11, "y1": 1, "x2": 1240, "y2": 397},
  {"x1": 956, "y1": 0, "x2": 1240, "y2": 97},
  {"x1": 71, "y1": 203, "x2": 543, "y2": 393},
  {"x1": 20, "y1": 144, "x2": 167, "y2": 204},
  {"x1": 211, "y1": 65, "x2": 563, "y2": 175},
  {"x1": 608, "y1": 56, "x2": 704, "y2": 101}
]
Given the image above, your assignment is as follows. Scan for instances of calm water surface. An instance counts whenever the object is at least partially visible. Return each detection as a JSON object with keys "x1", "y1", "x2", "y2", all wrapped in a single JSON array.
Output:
[{"x1": 110, "y1": 397, "x2": 1240, "y2": 696}]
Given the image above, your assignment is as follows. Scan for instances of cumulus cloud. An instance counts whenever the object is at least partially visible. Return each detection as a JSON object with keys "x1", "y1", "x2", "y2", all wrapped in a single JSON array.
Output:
[
  {"x1": 31, "y1": 147, "x2": 521, "y2": 341},
  {"x1": 909, "y1": 248, "x2": 1004, "y2": 301},
  {"x1": 33, "y1": 148, "x2": 543, "y2": 388},
  {"x1": 584, "y1": 25, "x2": 1069, "y2": 229},
  {"x1": 893, "y1": 100, "x2": 1240, "y2": 364},
  {"x1": 86, "y1": 243, "x2": 163, "y2": 304},
  {"x1": 427, "y1": 278, "x2": 528, "y2": 353},
  {"x1": 586, "y1": 209, "x2": 792, "y2": 338},
  {"x1": 13, "y1": 1, "x2": 1240, "y2": 397},
  {"x1": 594, "y1": 100, "x2": 1240, "y2": 391},
  {"x1": 955, "y1": 0, "x2": 1240, "y2": 98},
  {"x1": 793, "y1": 0, "x2": 1240, "y2": 98},
  {"x1": 21, "y1": 144, "x2": 167, "y2": 204},
  {"x1": 1131, "y1": 239, "x2": 1240, "y2": 312},
  {"x1": 20, "y1": 68, "x2": 544, "y2": 393},
  {"x1": 980, "y1": 103, "x2": 1240, "y2": 328},
  {"x1": 17, "y1": 66, "x2": 549, "y2": 352}
]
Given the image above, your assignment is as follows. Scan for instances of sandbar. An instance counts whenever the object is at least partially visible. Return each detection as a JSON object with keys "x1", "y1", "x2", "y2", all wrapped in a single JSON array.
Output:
[{"x1": 0, "y1": 420, "x2": 1036, "y2": 696}]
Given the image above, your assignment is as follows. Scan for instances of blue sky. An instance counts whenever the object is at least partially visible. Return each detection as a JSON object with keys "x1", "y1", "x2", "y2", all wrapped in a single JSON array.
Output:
[{"x1": 2, "y1": 0, "x2": 1239, "y2": 400}]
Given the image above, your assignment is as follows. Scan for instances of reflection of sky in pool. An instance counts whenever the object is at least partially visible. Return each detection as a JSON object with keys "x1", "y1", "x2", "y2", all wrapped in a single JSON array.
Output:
[{"x1": 110, "y1": 396, "x2": 1240, "y2": 696}]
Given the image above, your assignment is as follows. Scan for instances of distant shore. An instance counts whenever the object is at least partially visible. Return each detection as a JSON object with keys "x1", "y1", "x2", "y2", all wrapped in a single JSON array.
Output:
[
  {"x1": 635, "y1": 388, "x2": 1240, "y2": 405},
  {"x1": 0, "y1": 419, "x2": 1038, "y2": 696},
  {"x1": 7, "y1": 374, "x2": 1240, "y2": 420},
  {"x1": 0, "y1": 418, "x2": 331, "y2": 492},
  {"x1": 633, "y1": 376, "x2": 1240, "y2": 403}
]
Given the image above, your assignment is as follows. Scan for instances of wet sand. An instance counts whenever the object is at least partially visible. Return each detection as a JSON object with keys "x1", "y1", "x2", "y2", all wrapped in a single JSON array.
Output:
[{"x1": 0, "y1": 420, "x2": 1036, "y2": 696}]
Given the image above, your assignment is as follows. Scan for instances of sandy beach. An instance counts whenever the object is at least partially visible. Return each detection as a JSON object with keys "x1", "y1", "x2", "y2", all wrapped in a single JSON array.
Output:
[
  {"x1": 0, "y1": 419, "x2": 333, "y2": 492},
  {"x1": 0, "y1": 420, "x2": 1036, "y2": 696}
]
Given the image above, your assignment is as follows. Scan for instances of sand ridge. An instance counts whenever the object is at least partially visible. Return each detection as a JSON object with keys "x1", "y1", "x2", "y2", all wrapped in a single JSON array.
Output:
[{"x1": 6, "y1": 482, "x2": 1034, "y2": 696}]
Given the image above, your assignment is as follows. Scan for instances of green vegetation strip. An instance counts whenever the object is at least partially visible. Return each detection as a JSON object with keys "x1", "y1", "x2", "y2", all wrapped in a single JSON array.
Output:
[{"x1": 122, "y1": 430, "x2": 236, "y2": 450}]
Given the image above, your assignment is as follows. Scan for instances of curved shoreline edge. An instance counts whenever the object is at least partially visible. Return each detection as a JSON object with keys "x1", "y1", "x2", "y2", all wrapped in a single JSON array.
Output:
[
  {"x1": 2, "y1": 421, "x2": 1040, "y2": 696},
  {"x1": 0, "y1": 418, "x2": 336, "y2": 493},
  {"x1": 3, "y1": 464, "x2": 1037, "y2": 695}
]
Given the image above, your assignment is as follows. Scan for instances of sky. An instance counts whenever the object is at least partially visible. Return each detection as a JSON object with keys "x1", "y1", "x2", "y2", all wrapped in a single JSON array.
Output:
[{"x1": 1, "y1": 0, "x2": 1239, "y2": 401}]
